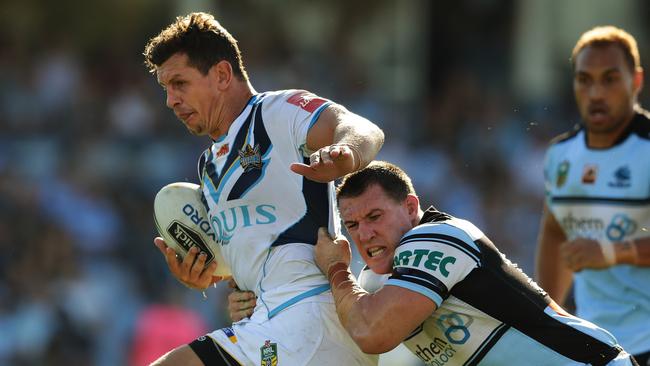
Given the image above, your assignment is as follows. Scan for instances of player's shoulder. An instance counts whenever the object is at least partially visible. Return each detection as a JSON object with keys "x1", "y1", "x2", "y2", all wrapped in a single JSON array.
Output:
[
  {"x1": 548, "y1": 123, "x2": 582, "y2": 147},
  {"x1": 259, "y1": 89, "x2": 330, "y2": 112},
  {"x1": 398, "y1": 208, "x2": 483, "y2": 253},
  {"x1": 630, "y1": 108, "x2": 650, "y2": 140}
]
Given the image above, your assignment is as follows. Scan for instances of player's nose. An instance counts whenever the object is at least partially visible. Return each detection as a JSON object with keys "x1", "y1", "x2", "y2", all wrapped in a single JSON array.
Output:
[
  {"x1": 166, "y1": 90, "x2": 180, "y2": 109},
  {"x1": 357, "y1": 223, "x2": 374, "y2": 242}
]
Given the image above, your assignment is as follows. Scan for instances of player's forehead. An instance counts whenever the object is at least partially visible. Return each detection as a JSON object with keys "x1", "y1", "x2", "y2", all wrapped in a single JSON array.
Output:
[
  {"x1": 339, "y1": 185, "x2": 393, "y2": 220},
  {"x1": 574, "y1": 44, "x2": 629, "y2": 75},
  {"x1": 156, "y1": 53, "x2": 193, "y2": 85}
]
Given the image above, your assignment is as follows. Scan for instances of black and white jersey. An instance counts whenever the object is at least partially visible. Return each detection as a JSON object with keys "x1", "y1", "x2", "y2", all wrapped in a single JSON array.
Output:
[{"x1": 359, "y1": 208, "x2": 631, "y2": 366}]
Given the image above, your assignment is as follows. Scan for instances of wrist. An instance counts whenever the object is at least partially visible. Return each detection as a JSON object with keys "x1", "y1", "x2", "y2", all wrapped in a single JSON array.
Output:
[
  {"x1": 615, "y1": 239, "x2": 639, "y2": 265},
  {"x1": 327, "y1": 262, "x2": 353, "y2": 291},
  {"x1": 337, "y1": 143, "x2": 368, "y2": 172},
  {"x1": 598, "y1": 241, "x2": 616, "y2": 265}
]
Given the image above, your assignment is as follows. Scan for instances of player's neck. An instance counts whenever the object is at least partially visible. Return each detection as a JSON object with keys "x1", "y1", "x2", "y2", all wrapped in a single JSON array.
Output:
[{"x1": 209, "y1": 81, "x2": 256, "y2": 139}]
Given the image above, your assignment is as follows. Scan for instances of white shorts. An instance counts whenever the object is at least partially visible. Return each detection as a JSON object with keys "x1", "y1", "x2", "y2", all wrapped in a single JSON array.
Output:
[{"x1": 201, "y1": 300, "x2": 378, "y2": 366}]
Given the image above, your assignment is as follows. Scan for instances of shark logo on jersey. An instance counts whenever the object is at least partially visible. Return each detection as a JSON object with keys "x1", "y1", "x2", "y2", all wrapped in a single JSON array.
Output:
[
  {"x1": 239, "y1": 144, "x2": 262, "y2": 172},
  {"x1": 556, "y1": 161, "x2": 570, "y2": 188},
  {"x1": 608, "y1": 165, "x2": 631, "y2": 188},
  {"x1": 581, "y1": 164, "x2": 598, "y2": 184}
]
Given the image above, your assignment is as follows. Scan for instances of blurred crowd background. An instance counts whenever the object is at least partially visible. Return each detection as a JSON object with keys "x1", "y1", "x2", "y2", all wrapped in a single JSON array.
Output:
[{"x1": 1, "y1": 0, "x2": 650, "y2": 365}]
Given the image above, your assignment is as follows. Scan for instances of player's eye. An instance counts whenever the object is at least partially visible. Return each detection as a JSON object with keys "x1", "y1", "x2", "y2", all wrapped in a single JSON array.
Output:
[
  {"x1": 345, "y1": 223, "x2": 358, "y2": 231},
  {"x1": 604, "y1": 74, "x2": 619, "y2": 84},
  {"x1": 576, "y1": 74, "x2": 590, "y2": 85}
]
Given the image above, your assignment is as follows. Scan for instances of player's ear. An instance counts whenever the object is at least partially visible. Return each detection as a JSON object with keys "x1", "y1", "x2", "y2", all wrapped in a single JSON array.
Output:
[
  {"x1": 633, "y1": 66, "x2": 644, "y2": 93},
  {"x1": 404, "y1": 194, "x2": 419, "y2": 218},
  {"x1": 211, "y1": 60, "x2": 233, "y2": 90}
]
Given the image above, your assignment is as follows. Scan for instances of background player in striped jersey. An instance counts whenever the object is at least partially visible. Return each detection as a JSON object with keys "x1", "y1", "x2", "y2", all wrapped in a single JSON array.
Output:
[
  {"x1": 143, "y1": 12, "x2": 383, "y2": 366},
  {"x1": 313, "y1": 161, "x2": 636, "y2": 365},
  {"x1": 535, "y1": 26, "x2": 650, "y2": 364}
]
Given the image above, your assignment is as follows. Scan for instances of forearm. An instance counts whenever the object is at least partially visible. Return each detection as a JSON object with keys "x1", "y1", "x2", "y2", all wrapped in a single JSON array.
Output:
[
  {"x1": 535, "y1": 206, "x2": 573, "y2": 303},
  {"x1": 327, "y1": 263, "x2": 387, "y2": 352},
  {"x1": 328, "y1": 263, "x2": 370, "y2": 329},
  {"x1": 332, "y1": 112, "x2": 384, "y2": 170},
  {"x1": 536, "y1": 244, "x2": 573, "y2": 303}
]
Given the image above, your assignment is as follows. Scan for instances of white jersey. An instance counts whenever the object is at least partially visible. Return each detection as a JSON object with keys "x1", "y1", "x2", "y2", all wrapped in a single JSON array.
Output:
[
  {"x1": 198, "y1": 90, "x2": 340, "y2": 318},
  {"x1": 359, "y1": 208, "x2": 632, "y2": 366},
  {"x1": 544, "y1": 111, "x2": 650, "y2": 355}
]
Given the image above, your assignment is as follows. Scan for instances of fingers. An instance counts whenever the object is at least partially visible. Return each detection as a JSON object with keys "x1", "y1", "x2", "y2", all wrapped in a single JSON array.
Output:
[
  {"x1": 309, "y1": 145, "x2": 352, "y2": 166},
  {"x1": 228, "y1": 278, "x2": 239, "y2": 290},
  {"x1": 227, "y1": 289, "x2": 257, "y2": 321},
  {"x1": 155, "y1": 238, "x2": 183, "y2": 273},
  {"x1": 155, "y1": 238, "x2": 217, "y2": 290},
  {"x1": 318, "y1": 227, "x2": 333, "y2": 241}
]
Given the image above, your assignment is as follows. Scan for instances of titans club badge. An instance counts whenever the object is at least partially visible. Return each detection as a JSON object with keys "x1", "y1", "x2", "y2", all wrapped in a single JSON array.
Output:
[{"x1": 239, "y1": 144, "x2": 262, "y2": 172}]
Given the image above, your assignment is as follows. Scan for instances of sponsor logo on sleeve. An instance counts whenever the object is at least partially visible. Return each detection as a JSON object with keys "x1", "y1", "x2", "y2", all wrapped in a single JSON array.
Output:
[
  {"x1": 394, "y1": 249, "x2": 457, "y2": 277},
  {"x1": 286, "y1": 91, "x2": 327, "y2": 113}
]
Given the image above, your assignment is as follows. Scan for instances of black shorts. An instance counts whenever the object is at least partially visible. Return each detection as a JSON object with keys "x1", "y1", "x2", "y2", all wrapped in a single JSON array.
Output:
[{"x1": 189, "y1": 336, "x2": 242, "y2": 366}]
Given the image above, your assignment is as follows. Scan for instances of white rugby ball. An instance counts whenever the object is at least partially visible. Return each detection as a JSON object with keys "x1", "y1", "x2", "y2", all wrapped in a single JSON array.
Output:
[{"x1": 154, "y1": 182, "x2": 231, "y2": 277}]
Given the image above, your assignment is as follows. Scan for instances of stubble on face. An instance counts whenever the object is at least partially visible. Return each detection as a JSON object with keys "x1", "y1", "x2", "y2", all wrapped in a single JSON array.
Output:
[{"x1": 156, "y1": 53, "x2": 215, "y2": 137}]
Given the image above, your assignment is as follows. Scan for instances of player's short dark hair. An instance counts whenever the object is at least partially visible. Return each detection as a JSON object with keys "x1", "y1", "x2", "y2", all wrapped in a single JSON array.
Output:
[
  {"x1": 143, "y1": 12, "x2": 249, "y2": 80},
  {"x1": 336, "y1": 161, "x2": 416, "y2": 204},
  {"x1": 571, "y1": 25, "x2": 641, "y2": 72}
]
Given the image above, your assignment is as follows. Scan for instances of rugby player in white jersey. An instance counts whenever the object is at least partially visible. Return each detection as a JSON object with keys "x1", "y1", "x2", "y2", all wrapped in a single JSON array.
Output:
[
  {"x1": 313, "y1": 161, "x2": 637, "y2": 365},
  {"x1": 535, "y1": 26, "x2": 650, "y2": 364},
  {"x1": 143, "y1": 12, "x2": 383, "y2": 366}
]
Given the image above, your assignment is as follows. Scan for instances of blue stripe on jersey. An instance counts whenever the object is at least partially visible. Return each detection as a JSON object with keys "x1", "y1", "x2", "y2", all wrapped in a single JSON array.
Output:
[
  {"x1": 257, "y1": 247, "x2": 331, "y2": 319},
  {"x1": 464, "y1": 323, "x2": 510, "y2": 366},
  {"x1": 391, "y1": 266, "x2": 450, "y2": 299},
  {"x1": 202, "y1": 106, "x2": 255, "y2": 202},
  {"x1": 385, "y1": 278, "x2": 444, "y2": 306},
  {"x1": 401, "y1": 233, "x2": 481, "y2": 264},
  {"x1": 270, "y1": 160, "x2": 330, "y2": 246},
  {"x1": 307, "y1": 101, "x2": 332, "y2": 129},
  {"x1": 267, "y1": 284, "x2": 331, "y2": 319},
  {"x1": 228, "y1": 103, "x2": 272, "y2": 200},
  {"x1": 551, "y1": 196, "x2": 650, "y2": 205}
]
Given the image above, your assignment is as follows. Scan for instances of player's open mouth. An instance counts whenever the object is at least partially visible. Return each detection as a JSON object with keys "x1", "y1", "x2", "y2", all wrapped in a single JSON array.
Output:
[{"x1": 368, "y1": 247, "x2": 385, "y2": 258}]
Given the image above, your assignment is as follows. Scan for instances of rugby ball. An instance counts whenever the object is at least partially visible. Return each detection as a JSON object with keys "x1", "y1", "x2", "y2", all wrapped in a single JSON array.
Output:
[{"x1": 154, "y1": 182, "x2": 231, "y2": 277}]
